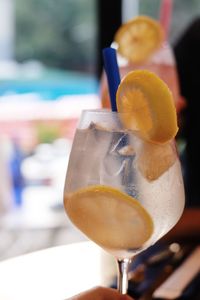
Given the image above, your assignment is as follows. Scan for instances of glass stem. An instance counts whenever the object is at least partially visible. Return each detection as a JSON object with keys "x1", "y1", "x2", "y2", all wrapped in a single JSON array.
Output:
[{"x1": 117, "y1": 258, "x2": 131, "y2": 294}]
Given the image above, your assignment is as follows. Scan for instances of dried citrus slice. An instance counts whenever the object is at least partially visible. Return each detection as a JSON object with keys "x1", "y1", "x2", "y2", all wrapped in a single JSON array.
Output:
[
  {"x1": 64, "y1": 185, "x2": 153, "y2": 250},
  {"x1": 114, "y1": 15, "x2": 164, "y2": 64},
  {"x1": 137, "y1": 141, "x2": 176, "y2": 181},
  {"x1": 116, "y1": 70, "x2": 178, "y2": 144}
]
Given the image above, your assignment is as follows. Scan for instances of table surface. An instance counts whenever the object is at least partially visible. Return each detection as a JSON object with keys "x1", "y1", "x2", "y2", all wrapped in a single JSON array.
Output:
[
  {"x1": 1, "y1": 210, "x2": 200, "y2": 300},
  {"x1": 0, "y1": 241, "x2": 116, "y2": 300}
]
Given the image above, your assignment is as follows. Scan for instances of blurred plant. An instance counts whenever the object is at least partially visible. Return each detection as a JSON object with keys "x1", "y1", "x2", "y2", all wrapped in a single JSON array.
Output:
[
  {"x1": 15, "y1": 0, "x2": 97, "y2": 73},
  {"x1": 36, "y1": 123, "x2": 60, "y2": 144}
]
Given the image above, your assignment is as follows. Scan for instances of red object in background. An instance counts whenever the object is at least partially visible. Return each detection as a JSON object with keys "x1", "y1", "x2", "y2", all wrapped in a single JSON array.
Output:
[{"x1": 159, "y1": 0, "x2": 173, "y2": 41}]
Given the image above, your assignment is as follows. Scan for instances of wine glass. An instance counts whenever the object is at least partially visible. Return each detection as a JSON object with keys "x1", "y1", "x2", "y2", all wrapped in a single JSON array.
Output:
[{"x1": 63, "y1": 109, "x2": 185, "y2": 295}]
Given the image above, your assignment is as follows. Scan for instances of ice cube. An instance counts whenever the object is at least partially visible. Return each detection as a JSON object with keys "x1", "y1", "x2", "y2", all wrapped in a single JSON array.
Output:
[
  {"x1": 66, "y1": 125, "x2": 113, "y2": 191},
  {"x1": 100, "y1": 132, "x2": 138, "y2": 196}
]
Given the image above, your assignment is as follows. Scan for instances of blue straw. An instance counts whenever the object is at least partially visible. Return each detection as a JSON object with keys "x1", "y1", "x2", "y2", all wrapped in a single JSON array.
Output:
[{"x1": 103, "y1": 47, "x2": 121, "y2": 112}]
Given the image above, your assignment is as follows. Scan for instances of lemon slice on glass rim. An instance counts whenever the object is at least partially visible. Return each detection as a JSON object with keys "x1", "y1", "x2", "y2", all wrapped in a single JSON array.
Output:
[
  {"x1": 116, "y1": 70, "x2": 178, "y2": 144},
  {"x1": 64, "y1": 185, "x2": 154, "y2": 250},
  {"x1": 114, "y1": 15, "x2": 164, "y2": 64}
]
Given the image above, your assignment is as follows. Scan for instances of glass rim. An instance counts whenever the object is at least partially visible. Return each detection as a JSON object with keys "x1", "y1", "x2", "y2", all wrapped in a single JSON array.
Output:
[{"x1": 81, "y1": 108, "x2": 120, "y2": 115}]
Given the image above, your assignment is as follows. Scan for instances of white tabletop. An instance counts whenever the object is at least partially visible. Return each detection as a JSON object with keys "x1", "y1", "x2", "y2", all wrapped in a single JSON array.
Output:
[{"x1": 0, "y1": 241, "x2": 116, "y2": 300}]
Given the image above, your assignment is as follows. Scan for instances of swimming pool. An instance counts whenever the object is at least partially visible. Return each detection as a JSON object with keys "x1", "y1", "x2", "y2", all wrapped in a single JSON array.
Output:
[{"x1": 0, "y1": 70, "x2": 99, "y2": 100}]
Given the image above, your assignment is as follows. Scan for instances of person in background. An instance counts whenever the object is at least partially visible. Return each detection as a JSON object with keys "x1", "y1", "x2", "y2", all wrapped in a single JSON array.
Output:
[
  {"x1": 173, "y1": 17, "x2": 200, "y2": 208},
  {"x1": 161, "y1": 17, "x2": 200, "y2": 243},
  {"x1": 10, "y1": 138, "x2": 25, "y2": 207}
]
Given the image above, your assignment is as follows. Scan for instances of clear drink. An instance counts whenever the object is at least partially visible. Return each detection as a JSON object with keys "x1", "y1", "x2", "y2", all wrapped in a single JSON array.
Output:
[{"x1": 64, "y1": 110, "x2": 184, "y2": 259}]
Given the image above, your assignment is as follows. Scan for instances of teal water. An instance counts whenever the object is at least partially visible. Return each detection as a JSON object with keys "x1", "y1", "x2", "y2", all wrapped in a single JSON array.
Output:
[{"x1": 0, "y1": 70, "x2": 99, "y2": 100}]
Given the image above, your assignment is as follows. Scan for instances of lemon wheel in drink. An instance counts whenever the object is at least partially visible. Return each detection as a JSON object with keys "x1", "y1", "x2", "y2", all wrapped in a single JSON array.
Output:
[{"x1": 114, "y1": 15, "x2": 164, "y2": 64}]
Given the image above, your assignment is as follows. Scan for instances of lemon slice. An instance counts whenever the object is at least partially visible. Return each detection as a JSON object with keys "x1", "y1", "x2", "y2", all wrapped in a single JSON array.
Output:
[
  {"x1": 137, "y1": 141, "x2": 176, "y2": 181},
  {"x1": 114, "y1": 15, "x2": 164, "y2": 64},
  {"x1": 64, "y1": 185, "x2": 153, "y2": 250},
  {"x1": 116, "y1": 70, "x2": 178, "y2": 144}
]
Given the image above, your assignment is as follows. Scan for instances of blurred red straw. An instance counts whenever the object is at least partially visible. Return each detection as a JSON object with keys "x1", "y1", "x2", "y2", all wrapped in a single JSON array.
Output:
[{"x1": 159, "y1": 0, "x2": 173, "y2": 41}]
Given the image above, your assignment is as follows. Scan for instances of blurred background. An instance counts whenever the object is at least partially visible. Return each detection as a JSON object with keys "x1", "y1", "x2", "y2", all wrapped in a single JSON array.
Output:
[{"x1": 0, "y1": 0, "x2": 199, "y2": 260}]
